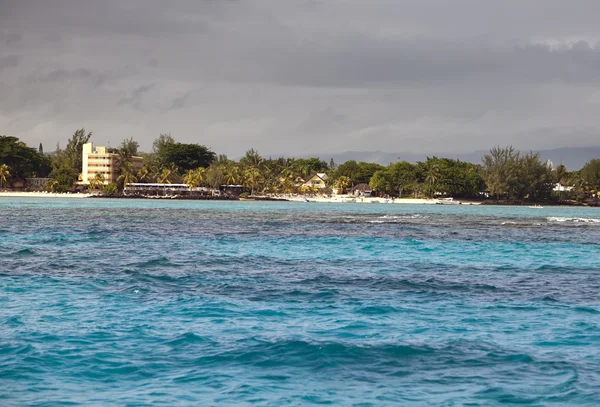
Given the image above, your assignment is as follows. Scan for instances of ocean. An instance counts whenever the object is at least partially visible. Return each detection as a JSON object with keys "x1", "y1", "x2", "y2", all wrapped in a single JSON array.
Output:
[{"x1": 1, "y1": 198, "x2": 600, "y2": 406}]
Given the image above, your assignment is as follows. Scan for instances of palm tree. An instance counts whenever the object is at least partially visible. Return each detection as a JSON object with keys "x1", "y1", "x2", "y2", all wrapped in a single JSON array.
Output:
[
  {"x1": 225, "y1": 165, "x2": 241, "y2": 185},
  {"x1": 244, "y1": 167, "x2": 261, "y2": 195},
  {"x1": 117, "y1": 161, "x2": 138, "y2": 188},
  {"x1": 184, "y1": 168, "x2": 206, "y2": 188},
  {"x1": 334, "y1": 176, "x2": 351, "y2": 194},
  {"x1": 137, "y1": 166, "x2": 150, "y2": 183},
  {"x1": 158, "y1": 168, "x2": 172, "y2": 184},
  {"x1": 46, "y1": 179, "x2": 59, "y2": 193},
  {"x1": 89, "y1": 172, "x2": 105, "y2": 191},
  {"x1": 242, "y1": 149, "x2": 263, "y2": 169},
  {"x1": 425, "y1": 161, "x2": 441, "y2": 198},
  {"x1": 0, "y1": 164, "x2": 10, "y2": 190}
]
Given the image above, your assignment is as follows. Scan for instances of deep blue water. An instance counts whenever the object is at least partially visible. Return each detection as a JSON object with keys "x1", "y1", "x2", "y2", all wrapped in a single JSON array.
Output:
[{"x1": 1, "y1": 198, "x2": 600, "y2": 406}]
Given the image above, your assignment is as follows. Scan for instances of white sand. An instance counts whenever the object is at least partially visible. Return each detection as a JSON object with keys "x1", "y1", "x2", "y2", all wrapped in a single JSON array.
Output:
[
  {"x1": 310, "y1": 196, "x2": 438, "y2": 204},
  {"x1": 0, "y1": 191, "x2": 92, "y2": 198},
  {"x1": 294, "y1": 195, "x2": 481, "y2": 205}
]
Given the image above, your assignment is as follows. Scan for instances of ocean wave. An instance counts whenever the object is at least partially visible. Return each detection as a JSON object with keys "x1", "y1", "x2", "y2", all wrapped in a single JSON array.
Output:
[
  {"x1": 547, "y1": 216, "x2": 600, "y2": 224},
  {"x1": 380, "y1": 214, "x2": 430, "y2": 220},
  {"x1": 7, "y1": 248, "x2": 37, "y2": 257},
  {"x1": 501, "y1": 221, "x2": 544, "y2": 227}
]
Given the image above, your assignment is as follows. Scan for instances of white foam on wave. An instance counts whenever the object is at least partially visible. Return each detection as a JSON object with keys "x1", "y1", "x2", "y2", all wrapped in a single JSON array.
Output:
[
  {"x1": 380, "y1": 214, "x2": 429, "y2": 220},
  {"x1": 547, "y1": 217, "x2": 600, "y2": 224},
  {"x1": 501, "y1": 221, "x2": 543, "y2": 226}
]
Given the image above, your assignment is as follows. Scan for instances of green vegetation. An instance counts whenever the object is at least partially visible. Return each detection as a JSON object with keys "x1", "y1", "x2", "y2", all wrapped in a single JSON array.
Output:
[
  {"x1": 580, "y1": 159, "x2": 600, "y2": 193},
  {"x1": 0, "y1": 136, "x2": 51, "y2": 184},
  {"x1": 0, "y1": 163, "x2": 10, "y2": 190},
  {"x1": 1, "y1": 130, "x2": 599, "y2": 202},
  {"x1": 369, "y1": 158, "x2": 484, "y2": 198}
]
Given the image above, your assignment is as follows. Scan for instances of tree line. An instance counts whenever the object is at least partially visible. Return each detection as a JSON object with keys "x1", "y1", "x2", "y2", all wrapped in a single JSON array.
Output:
[{"x1": 1, "y1": 130, "x2": 600, "y2": 201}]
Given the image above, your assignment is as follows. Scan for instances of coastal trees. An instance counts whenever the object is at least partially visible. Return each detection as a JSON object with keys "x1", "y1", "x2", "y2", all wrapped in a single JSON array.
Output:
[
  {"x1": 293, "y1": 157, "x2": 329, "y2": 180},
  {"x1": 389, "y1": 161, "x2": 416, "y2": 198},
  {"x1": 47, "y1": 165, "x2": 78, "y2": 192},
  {"x1": 225, "y1": 165, "x2": 242, "y2": 185},
  {"x1": 89, "y1": 172, "x2": 105, "y2": 191},
  {"x1": 482, "y1": 146, "x2": 519, "y2": 198},
  {"x1": 424, "y1": 160, "x2": 441, "y2": 197},
  {"x1": 481, "y1": 147, "x2": 553, "y2": 200},
  {"x1": 580, "y1": 159, "x2": 600, "y2": 192},
  {"x1": 244, "y1": 166, "x2": 261, "y2": 195},
  {"x1": 114, "y1": 137, "x2": 143, "y2": 190},
  {"x1": 119, "y1": 137, "x2": 140, "y2": 157},
  {"x1": 0, "y1": 163, "x2": 10, "y2": 190},
  {"x1": 513, "y1": 152, "x2": 553, "y2": 200},
  {"x1": 117, "y1": 161, "x2": 138, "y2": 188},
  {"x1": 369, "y1": 161, "x2": 416, "y2": 197},
  {"x1": 157, "y1": 164, "x2": 180, "y2": 184},
  {"x1": 152, "y1": 133, "x2": 176, "y2": 169},
  {"x1": 162, "y1": 143, "x2": 216, "y2": 173},
  {"x1": 205, "y1": 165, "x2": 227, "y2": 189},
  {"x1": 45, "y1": 128, "x2": 93, "y2": 191},
  {"x1": 334, "y1": 175, "x2": 351, "y2": 194},
  {"x1": 104, "y1": 183, "x2": 118, "y2": 195},
  {"x1": 183, "y1": 167, "x2": 206, "y2": 188},
  {"x1": 240, "y1": 149, "x2": 264, "y2": 194},
  {"x1": 0, "y1": 136, "x2": 51, "y2": 182},
  {"x1": 369, "y1": 158, "x2": 484, "y2": 198},
  {"x1": 63, "y1": 128, "x2": 92, "y2": 175},
  {"x1": 333, "y1": 160, "x2": 384, "y2": 186},
  {"x1": 369, "y1": 170, "x2": 391, "y2": 195},
  {"x1": 423, "y1": 158, "x2": 484, "y2": 198}
]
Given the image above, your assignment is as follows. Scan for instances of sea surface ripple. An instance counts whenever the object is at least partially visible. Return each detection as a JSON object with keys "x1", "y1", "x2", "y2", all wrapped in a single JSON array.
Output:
[{"x1": 1, "y1": 199, "x2": 600, "y2": 406}]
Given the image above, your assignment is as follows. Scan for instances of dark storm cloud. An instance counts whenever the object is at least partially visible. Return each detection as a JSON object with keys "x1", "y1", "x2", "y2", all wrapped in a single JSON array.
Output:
[
  {"x1": 118, "y1": 84, "x2": 156, "y2": 110},
  {"x1": 168, "y1": 92, "x2": 191, "y2": 112},
  {"x1": 25, "y1": 68, "x2": 95, "y2": 84},
  {"x1": 2, "y1": 0, "x2": 600, "y2": 157},
  {"x1": 0, "y1": 55, "x2": 21, "y2": 71}
]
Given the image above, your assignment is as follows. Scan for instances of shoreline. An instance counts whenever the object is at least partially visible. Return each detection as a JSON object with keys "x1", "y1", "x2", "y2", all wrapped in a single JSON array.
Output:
[
  {"x1": 0, "y1": 191, "x2": 92, "y2": 198},
  {"x1": 1, "y1": 191, "x2": 596, "y2": 206}
]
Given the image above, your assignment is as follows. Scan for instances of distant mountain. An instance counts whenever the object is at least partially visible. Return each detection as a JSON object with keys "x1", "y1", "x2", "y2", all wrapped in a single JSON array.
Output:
[{"x1": 305, "y1": 147, "x2": 600, "y2": 170}]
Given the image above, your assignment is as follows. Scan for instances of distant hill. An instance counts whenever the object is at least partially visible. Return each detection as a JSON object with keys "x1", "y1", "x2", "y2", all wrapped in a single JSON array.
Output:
[{"x1": 305, "y1": 147, "x2": 600, "y2": 170}]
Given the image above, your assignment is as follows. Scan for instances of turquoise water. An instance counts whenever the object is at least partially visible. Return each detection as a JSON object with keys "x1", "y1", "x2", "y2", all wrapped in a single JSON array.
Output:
[{"x1": 1, "y1": 198, "x2": 600, "y2": 406}]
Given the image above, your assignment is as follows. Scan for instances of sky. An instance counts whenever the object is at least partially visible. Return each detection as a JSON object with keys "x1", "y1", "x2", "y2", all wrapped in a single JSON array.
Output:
[{"x1": 1, "y1": 0, "x2": 600, "y2": 157}]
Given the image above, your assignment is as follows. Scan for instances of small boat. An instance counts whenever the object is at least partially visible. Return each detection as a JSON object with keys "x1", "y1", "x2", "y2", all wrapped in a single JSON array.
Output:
[
  {"x1": 436, "y1": 197, "x2": 460, "y2": 205},
  {"x1": 529, "y1": 204, "x2": 543, "y2": 209}
]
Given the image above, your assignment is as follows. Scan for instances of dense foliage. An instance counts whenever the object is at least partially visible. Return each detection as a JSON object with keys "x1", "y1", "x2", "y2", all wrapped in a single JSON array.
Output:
[
  {"x1": 0, "y1": 136, "x2": 51, "y2": 182},
  {"x1": 369, "y1": 158, "x2": 485, "y2": 198},
  {"x1": 481, "y1": 147, "x2": 554, "y2": 200}
]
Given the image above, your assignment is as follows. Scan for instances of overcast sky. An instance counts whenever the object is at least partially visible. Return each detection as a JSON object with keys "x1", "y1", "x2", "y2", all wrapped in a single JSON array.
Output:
[{"x1": 2, "y1": 0, "x2": 600, "y2": 157}]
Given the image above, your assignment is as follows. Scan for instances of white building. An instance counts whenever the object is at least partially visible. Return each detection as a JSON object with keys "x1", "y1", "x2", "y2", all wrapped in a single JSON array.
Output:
[{"x1": 82, "y1": 142, "x2": 143, "y2": 184}]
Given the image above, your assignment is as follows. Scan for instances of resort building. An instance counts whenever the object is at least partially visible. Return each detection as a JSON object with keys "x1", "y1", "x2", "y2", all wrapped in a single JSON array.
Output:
[
  {"x1": 81, "y1": 142, "x2": 143, "y2": 184},
  {"x1": 25, "y1": 178, "x2": 52, "y2": 190},
  {"x1": 350, "y1": 183, "x2": 374, "y2": 197},
  {"x1": 553, "y1": 183, "x2": 574, "y2": 192},
  {"x1": 302, "y1": 173, "x2": 329, "y2": 189}
]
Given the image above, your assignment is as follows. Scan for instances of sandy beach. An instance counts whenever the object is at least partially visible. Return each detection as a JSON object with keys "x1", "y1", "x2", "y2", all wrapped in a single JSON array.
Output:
[
  {"x1": 290, "y1": 195, "x2": 482, "y2": 205},
  {"x1": 0, "y1": 191, "x2": 482, "y2": 204},
  {"x1": 0, "y1": 192, "x2": 92, "y2": 198}
]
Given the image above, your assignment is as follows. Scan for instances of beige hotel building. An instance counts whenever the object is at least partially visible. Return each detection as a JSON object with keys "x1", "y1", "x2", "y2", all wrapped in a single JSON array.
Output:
[{"x1": 82, "y1": 142, "x2": 143, "y2": 185}]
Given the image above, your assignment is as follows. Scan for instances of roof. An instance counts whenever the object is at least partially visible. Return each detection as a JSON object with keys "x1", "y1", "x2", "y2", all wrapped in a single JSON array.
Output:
[
  {"x1": 305, "y1": 173, "x2": 328, "y2": 182},
  {"x1": 351, "y1": 183, "x2": 372, "y2": 192}
]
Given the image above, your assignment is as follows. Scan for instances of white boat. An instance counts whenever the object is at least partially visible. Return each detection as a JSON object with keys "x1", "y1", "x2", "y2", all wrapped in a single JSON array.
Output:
[
  {"x1": 436, "y1": 197, "x2": 461, "y2": 205},
  {"x1": 529, "y1": 205, "x2": 543, "y2": 209}
]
